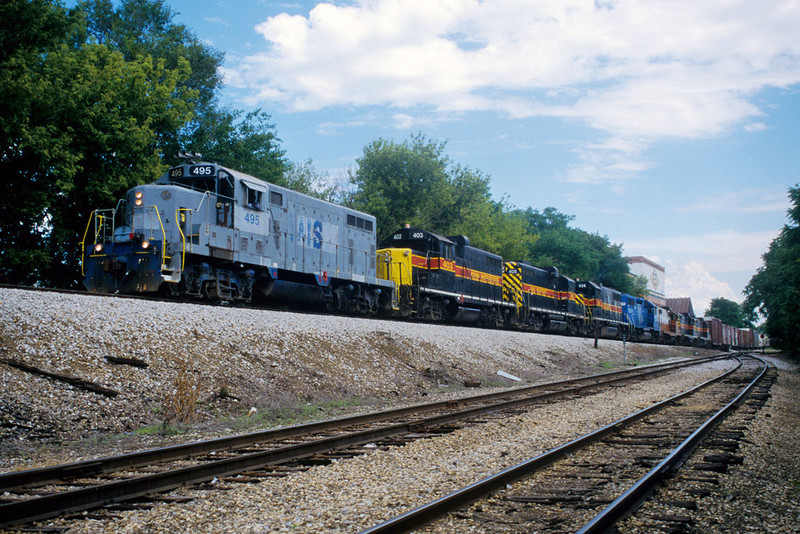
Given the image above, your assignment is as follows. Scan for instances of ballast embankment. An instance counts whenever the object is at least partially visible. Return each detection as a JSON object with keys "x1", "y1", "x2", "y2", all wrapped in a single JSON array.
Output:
[{"x1": 0, "y1": 287, "x2": 708, "y2": 447}]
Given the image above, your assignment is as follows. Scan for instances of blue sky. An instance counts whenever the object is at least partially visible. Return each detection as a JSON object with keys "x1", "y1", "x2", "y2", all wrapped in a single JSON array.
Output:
[{"x1": 163, "y1": 0, "x2": 799, "y2": 315}]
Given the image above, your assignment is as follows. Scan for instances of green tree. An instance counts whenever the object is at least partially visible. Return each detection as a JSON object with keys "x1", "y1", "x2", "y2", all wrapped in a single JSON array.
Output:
[
  {"x1": 744, "y1": 185, "x2": 800, "y2": 356},
  {"x1": 705, "y1": 297, "x2": 753, "y2": 328},
  {"x1": 78, "y1": 0, "x2": 223, "y2": 150},
  {"x1": 521, "y1": 207, "x2": 639, "y2": 293},
  {"x1": 0, "y1": 40, "x2": 195, "y2": 286},
  {"x1": 348, "y1": 134, "x2": 535, "y2": 256},
  {"x1": 1, "y1": 0, "x2": 196, "y2": 285},
  {"x1": 78, "y1": 0, "x2": 287, "y2": 183},
  {"x1": 628, "y1": 273, "x2": 650, "y2": 298},
  {"x1": 180, "y1": 107, "x2": 287, "y2": 185},
  {"x1": 453, "y1": 198, "x2": 535, "y2": 263},
  {"x1": 0, "y1": 0, "x2": 74, "y2": 283},
  {"x1": 283, "y1": 159, "x2": 350, "y2": 200},
  {"x1": 349, "y1": 135, "x2": 454, "y2": 241}
]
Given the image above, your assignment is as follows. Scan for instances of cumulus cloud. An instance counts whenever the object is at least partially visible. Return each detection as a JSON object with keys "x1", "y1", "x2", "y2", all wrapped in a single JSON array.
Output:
[
  {"x1": 223, "y1": 0, "x2": 800, "y2": 182},
  {"x1": 625, "y1": 229, "x2": 778, "y2": 275},
  {"x1": 675, "y1": 187, "x2": 790, "y2": 215},
  {"x1": 625, "y1": 228, "x2": 781, "y2": 314},
  {"x1": 664, "y1": 260, "x2": 737, "y2": 316}
]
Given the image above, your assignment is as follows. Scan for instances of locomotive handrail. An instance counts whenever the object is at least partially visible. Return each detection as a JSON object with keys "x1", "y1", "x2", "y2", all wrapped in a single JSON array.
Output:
[
  {"x1": 172, "y1": 191, "x2": 213, "y2": 274},
  {"x1": 176, "y1": 208, "x2": 192, "y2": 274},
  {"x1": 79, "y1": 212, "x2": 95, "y2": 277},
  {"x1": 80, "y1": 208, "x2": 116, "y2": 276},
  {"x1": 134, "y1": 205, "x2": 169, "y2": 273}
]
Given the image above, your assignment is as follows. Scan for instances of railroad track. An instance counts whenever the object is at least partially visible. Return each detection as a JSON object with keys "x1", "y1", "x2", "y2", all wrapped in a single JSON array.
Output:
[
  {"x1": 0, "y1": 355, "x2": 728, "y2": 529},
  {"x1": 361, "y1": 354, "x2": 770, "y2": 534}
]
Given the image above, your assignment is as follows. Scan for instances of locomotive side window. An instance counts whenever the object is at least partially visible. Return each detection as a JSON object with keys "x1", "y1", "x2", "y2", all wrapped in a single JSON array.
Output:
[
  {"x1": 246, "y1": 188, "x2": 262, "y2": 210},
  {"x1": 443, "y1": 243, "x2": 454, "y2": 260},
  {"x1": 243, "y1": 182, "x2": 265, "y2": 210},
  {"x1": 270, "y1": 191, "x2": 283, "y2": 206}
]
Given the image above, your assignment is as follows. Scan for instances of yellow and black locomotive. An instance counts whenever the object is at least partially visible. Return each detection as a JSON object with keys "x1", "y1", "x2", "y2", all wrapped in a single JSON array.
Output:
[{"x1": 378, "y1": 227, "x2": 507, "y2": 327}]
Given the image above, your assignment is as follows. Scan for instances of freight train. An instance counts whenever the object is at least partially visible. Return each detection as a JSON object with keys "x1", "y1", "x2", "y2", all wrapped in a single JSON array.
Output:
[{"x1": 82, "y1": 157, "x2": 760, "y2": 351}]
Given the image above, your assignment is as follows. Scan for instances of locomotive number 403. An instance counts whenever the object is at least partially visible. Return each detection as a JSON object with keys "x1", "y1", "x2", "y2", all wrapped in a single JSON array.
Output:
[{"x1": 394, "y1": 232, "x2": 424, "y2": 239}]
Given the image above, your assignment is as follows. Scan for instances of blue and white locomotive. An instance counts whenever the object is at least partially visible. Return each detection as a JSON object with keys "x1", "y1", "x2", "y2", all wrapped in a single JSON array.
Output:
[{"x1": 82, "y1": 155, "x2": 392, "y2": 313}]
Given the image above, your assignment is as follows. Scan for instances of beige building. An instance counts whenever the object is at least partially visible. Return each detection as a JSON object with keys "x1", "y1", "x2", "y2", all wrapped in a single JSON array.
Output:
[{"x1": 627, "y1": 256, "x2": 666, "y2": 307}]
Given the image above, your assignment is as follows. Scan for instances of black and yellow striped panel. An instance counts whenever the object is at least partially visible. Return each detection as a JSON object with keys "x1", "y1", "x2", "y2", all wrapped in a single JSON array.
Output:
[{"x1": 502, "y1": 262, "x2": 523, "y2": 307}]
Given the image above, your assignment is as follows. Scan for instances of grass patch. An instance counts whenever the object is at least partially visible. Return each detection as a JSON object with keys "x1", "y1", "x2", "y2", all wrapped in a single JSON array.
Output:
[
  {"x1": 223, "y1": 396, "x2": 371, "y2": 431},
  {"x1": 133, "y1": 422, "x2": 190, "y2": 437}
]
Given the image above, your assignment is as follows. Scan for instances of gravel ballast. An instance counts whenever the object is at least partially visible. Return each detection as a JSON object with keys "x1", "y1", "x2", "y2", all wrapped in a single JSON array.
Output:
[{"x1": 1, "y1": 287, "x2": 798, "y2": 533}]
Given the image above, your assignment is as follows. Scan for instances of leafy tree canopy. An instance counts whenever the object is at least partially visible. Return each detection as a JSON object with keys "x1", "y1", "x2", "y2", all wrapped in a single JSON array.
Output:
[
  {"x1": 745, "y1": 185, "x2": 800, "y2": 356},
  {"x1": 348, "y1": 134, "x2": 535, "y2": 260},
  {"x1": 349, "y1": 134, "x2": 456, "y2": 240},
  {"x1": 519, "y1": 207, "x2": 644, "y2": 294},
  {"x1": 705, "y1": 297, "x2": 754, "y2": 329}
]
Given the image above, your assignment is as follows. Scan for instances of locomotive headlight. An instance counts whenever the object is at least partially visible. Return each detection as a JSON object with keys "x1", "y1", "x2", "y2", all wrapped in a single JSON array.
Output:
[
  {"x1": 94, "y1": 244, "x2": 104, "y2": 253},
  {"x1": 141, "y1": 240, "x2": 150, "y2": 250},
  {"x1": 134, "y1": 191, "x2": 143, "y2": 206}
]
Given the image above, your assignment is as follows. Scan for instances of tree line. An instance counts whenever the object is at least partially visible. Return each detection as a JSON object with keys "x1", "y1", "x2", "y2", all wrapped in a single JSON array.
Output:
[
  {"x1": 345, "y1": 135, "x2": 648, "y2": 296},
  {"x1": 2, "y1": 0, "x2": 796, "y2": 355}
]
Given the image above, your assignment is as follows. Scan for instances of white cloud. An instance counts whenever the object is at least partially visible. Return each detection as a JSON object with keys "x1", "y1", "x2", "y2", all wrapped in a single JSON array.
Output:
[
  {"x1": 664, "y1": 260, "x2": 737, "y2": 316},
  {"x1": 203, "y1": 16, "x2": 229, "y2": 26},
  {"x1": 625, "y1": 228, "x2": 780, "y2": 314},
  {"x1": 625, "y1": 228, "x2": 778, "y2": 274},
  {"x1": 675, "y1": 187, "x2": 790, "y2": 215},
  {"x1": 224, "y1": 0, "x2": 800, "y2": 183},
  {"x1": 745, "y1": 122, "x2": 769, "y2": 133},
  {"x1": 390, "y1": 113, "x2": 441, "y2": 130}
]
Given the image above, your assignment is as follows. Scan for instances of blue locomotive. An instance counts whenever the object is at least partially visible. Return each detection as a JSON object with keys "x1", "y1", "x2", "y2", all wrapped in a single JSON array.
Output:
[{"x1": 82, "y1": 156, "x2": 392, "y2": 314}]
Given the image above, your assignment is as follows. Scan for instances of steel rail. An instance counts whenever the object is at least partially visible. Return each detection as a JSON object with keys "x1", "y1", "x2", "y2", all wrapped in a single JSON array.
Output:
[
  {"x1": 359, "y1": 357, "x2": 748, "y2": 534},
  {"x1": 0, "y1": 356, "x2": 730, "y2": 528},
  {"x1": 575, "y1": 355, "x2": 769, "y2": 534},
  {"x1": 0, "y1": 355, "x2": 725, "y2": 492}
]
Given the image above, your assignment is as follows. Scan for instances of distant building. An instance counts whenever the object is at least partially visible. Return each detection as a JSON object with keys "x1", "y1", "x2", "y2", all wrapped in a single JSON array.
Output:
[
  {"x1": 665, "y1": 297, "x2": 695, "y2": 317},
  {"x1": 627, "y1": 256, "x2": 666, "y2": 307}
]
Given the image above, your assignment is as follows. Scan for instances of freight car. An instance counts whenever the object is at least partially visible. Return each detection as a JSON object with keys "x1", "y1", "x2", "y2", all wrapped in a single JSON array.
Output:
[{"x1": 82, "y1": 157, "x2": 392, "y2": 314}]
